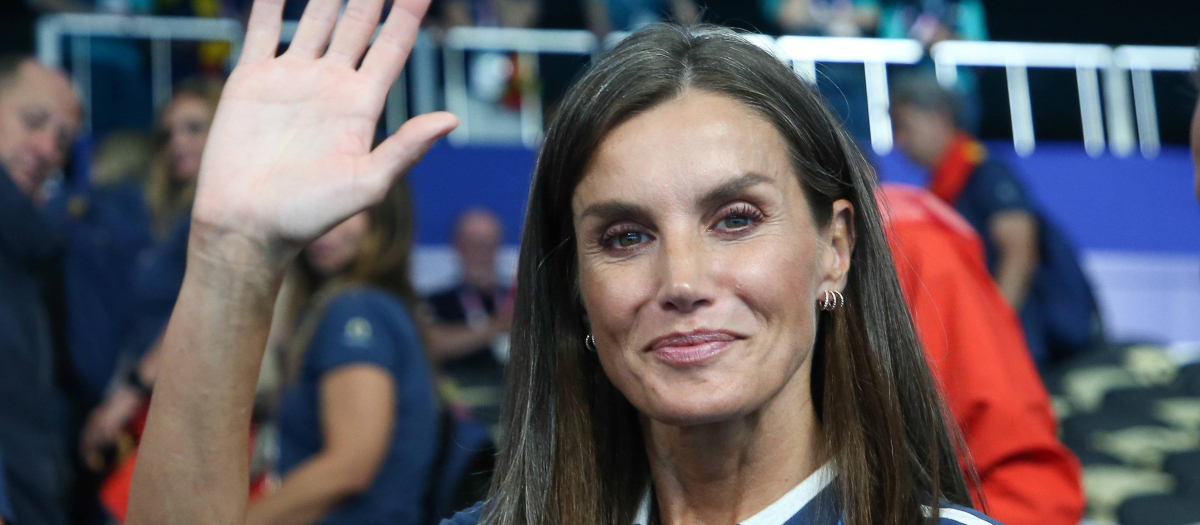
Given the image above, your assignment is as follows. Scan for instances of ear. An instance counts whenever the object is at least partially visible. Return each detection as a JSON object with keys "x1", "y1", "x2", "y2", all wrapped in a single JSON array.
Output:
[{"x1": 820, "y1": 199, "x2": 856, "y2": 293}]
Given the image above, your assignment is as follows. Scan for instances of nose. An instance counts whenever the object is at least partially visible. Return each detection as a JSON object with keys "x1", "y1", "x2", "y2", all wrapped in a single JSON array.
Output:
[
  {"x1": 655, "y1": 231, "x2": 715, "y2": 314},
  {"x1": 29, "y1": 128, "x2": 58, "y2": 162}
]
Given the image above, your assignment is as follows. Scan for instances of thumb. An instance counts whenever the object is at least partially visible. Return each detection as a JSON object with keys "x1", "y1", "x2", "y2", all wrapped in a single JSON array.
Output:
[{"x1": 367, "y1": 111, "x2": 458, "y2": 187}]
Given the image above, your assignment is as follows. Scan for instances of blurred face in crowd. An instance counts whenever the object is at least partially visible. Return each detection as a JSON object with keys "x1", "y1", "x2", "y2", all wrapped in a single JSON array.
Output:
[
  {"x1": 163, "y1": 94, "x2": 214, "y2": 181},
  {"x1": 306, "y1": 212, "x2": 369, "y2": 277},
  {"x1": 572, "y1": 90, "x2": 851, "y2": 426},
  {"x1": 891, "y1": 103, "x2": 956, "y2": 168},
  {"x1": 0, "y1": 60, "x2": 80, "y2": 199},
  {"x1": 455, "y1": 210, "x2": 502, "y2": 285}
]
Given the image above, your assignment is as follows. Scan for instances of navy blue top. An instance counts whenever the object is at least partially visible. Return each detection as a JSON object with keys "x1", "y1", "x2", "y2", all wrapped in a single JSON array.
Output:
[
  {"x1": 124, "y1": 213, "x2": 191, "y2": 362},
  {"x1": 0, "y1": 164, "x2": 70, "y2": 525},
  {"x1": 955, "y1": 160, "x2": 1098, "y2": 363},
  {"x1": 440, "y1": 498, "x2": 1001, "y2": 525},
  {"x1": 950, "y1": 160, "x2": 1036, "y2": 274},
  {"x1": 440, "y1": 474, "x2": 1004, "y2": 525},
  {"x1": 276, "y1": 288, "x2": 439, "y2": 525},
  {"x1": 45, "y1": 180, "x2": 154, "y2": 404}
]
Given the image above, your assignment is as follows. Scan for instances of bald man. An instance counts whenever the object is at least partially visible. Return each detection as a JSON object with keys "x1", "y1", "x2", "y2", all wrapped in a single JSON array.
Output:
[
  {"x1": 0, "y1": 54, "x2": 81, "y2": 525},
  {"x1": 426, "y1": 208, "x2": 512, "y2": 430}
]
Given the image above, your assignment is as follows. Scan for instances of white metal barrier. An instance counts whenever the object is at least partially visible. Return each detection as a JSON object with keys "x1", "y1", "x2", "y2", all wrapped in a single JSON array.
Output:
[
  {"x1": 930, "y1": 41, "x2": 1113, "y2": 158},
  {"x1": 777, "y1": 36, "x2": 924, "y2": 154},
  {"x1": 1112, "y1": 45, "x2": 1199, "y2": 158},
  {"x1": 36, "y1": 14, "x2": 245, "y2": 134},
  {"x1": 35, "y1": 14, "x2": 1198, "y2": 157}
]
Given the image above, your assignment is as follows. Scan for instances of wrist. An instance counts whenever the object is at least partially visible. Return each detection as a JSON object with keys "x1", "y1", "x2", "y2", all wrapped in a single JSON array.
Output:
[{"x1": 187, "y1": 218, "x2": 295, "y2": 283}]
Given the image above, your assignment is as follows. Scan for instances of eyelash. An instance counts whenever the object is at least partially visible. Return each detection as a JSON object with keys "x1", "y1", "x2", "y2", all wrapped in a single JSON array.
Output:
[
  {"x1": 596, "y1": 203, "x2": 766, "y2": 252},
  {"x1": 714, "y1": 203, "x2": 765, "y2": 232}
]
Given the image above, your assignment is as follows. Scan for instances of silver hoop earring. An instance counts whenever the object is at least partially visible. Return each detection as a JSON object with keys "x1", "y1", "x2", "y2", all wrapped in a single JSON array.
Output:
[
  {"x1": 585, "y1": 334, "x2": 597, "y2": 352},
  {"x1": 819, "y1": 290, "x2": 843, "y2": 311}
]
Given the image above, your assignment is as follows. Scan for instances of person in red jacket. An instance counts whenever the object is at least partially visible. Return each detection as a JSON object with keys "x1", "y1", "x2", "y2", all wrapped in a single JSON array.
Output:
[{"x1": 880, "y1": 183, "x2": 1085, "y2": 525}]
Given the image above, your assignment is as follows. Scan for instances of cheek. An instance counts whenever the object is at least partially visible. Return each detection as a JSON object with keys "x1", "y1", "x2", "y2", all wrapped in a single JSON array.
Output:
[
  {"x1": 579, "y1": 259, "x2": 657, "y2": 339},
  {"x1": 723, "y1": 231, "x2": 821, "y2": 339}
]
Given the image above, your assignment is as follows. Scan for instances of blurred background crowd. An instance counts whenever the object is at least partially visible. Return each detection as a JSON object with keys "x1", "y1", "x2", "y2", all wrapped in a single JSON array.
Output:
[{"x1": 0, "y1": 0, "x2": 1198, "y2": 524}]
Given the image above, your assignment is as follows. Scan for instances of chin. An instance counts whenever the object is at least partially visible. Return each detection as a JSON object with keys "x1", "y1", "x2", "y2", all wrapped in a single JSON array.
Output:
[{"x1": 635, "y1": 380, "x2": 756, "y2": 428}]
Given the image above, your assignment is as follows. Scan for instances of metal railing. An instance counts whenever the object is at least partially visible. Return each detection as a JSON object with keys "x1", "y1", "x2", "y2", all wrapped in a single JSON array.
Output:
[
  {"x1": 36, "y1": 14, "x2": 244, "y2": 134},
  {"x1": 930, "y1": 41, "x2": 1114, "y2": 157},
  {"x1": 1112, "y1": 45, "x2": 1199, "y2": 158},
  {"x1": 35, "y1": 14, "x2": 1198, "y2": 157}
]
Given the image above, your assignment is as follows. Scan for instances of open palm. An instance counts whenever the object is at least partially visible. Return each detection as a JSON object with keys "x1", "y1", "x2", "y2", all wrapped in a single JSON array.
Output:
[{"x1": 193, "y1": 0, "x2": 456, "y2": 254}]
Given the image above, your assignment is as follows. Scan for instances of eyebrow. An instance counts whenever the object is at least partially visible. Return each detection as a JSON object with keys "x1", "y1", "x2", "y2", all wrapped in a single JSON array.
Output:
[
  {"x1": 578, "y1": 200, "x2": 653, "y2": 224},
  {"x1": 696, "y1": 173, "x2": 773, "y2": 212},
  {"x1": 577, "y1": 173, "x2": 774, "y2": 224}
]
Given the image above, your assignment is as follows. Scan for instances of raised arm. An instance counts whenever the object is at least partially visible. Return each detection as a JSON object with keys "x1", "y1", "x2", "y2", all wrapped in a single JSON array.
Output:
[{"x1": 125, "y1": 0, "x2": 455, "y2": 523}]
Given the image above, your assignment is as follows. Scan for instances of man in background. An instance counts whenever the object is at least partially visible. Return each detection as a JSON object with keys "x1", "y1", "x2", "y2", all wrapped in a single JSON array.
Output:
[
  {"x1": 890, "y1": 74, "x2": 1100, "y2": 367},
  {"x1": 0, "y1": 55, "x2": 81, "y2": 525},
  {"x1": 426, "y1": 208, "x2": 512, "y2": 430}
]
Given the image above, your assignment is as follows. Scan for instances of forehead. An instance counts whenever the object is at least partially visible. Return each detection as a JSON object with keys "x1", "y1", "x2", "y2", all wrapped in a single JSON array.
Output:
[
  {"x1": 575, "y1": 90, "x2": 795, "y2": 208},
  {"x1": 165, "y1": 95, "x2": 213, "y2": 120},
  {"x1": 1, "y1": 63, "x2": 81, "y2": 128}
]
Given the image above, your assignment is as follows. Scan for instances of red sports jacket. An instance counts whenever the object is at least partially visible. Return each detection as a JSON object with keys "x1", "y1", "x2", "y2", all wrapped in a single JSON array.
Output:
[{"x1": 880, "y1": 184, "x2": 1084, "y2": 525}]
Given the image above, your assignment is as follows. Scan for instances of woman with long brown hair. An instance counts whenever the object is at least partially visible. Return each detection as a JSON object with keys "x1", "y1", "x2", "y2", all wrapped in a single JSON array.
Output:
[
  {"x1": 144, "y1": 77, "x2": 222, "y2": 238},
  {"x1": 125, "y1": 1, "x2": 1004, "y2": 525},
  {"x1": 244, "y1": 181, "x2": 438, "y2": 525}
]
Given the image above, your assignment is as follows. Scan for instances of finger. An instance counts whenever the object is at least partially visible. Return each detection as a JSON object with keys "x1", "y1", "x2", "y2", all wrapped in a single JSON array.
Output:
[
  {"x1": 238, "y1": 0, "x2": 286, "y2": 64},
  {"x1": 324, "y1": 0, "x2": 385, "y2": 65},
  {"x1": 365, "y1": 111, "x2": 457, "y2": 189},
  {"x1": 358, "y1": 0, "x2": 430, "y2": 89},
  {"x1": 285, "y1": 0, "x2": 342, "y2": 59}
]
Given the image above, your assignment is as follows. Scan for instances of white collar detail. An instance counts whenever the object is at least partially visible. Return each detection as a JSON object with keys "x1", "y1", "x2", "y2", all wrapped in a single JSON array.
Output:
[{"x1": 632, "y1": 460, "x2": 837, "y2": 525}]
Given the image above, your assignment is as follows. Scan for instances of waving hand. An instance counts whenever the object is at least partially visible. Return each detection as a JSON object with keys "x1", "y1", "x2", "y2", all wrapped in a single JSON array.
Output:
[
  {"x1": 125, "y1": 1, "x2": 453, "y2": 523},
  {"x1": 195, "y1": 0, "x2": 456, "y2": 254}
]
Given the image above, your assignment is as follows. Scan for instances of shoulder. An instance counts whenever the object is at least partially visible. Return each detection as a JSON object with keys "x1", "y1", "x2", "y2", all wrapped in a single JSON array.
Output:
[
  {"x1": 967, "y1": 160, "x2": 1025, "y2": 194},
  {"x1": 928, "y1": 503, "x2": 1005, "y2": 525},
  {"x1": 309, "y1": 287, "x2": 422, "y2": 361},
  {"x1": 965, "y1": 160, "x2": 1033, "y2": 212},
  {"x1": 441, "y1": 501, "x2": 484, "y2": 525}
]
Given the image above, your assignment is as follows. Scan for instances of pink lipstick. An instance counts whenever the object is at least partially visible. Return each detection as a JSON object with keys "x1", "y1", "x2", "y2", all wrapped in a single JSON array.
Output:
[{"x1": 647, "y1": 330, "x2": 739, "y2": 365}]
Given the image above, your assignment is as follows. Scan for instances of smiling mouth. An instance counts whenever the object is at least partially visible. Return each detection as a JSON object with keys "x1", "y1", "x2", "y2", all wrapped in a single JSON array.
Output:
[{"x1": 647, "y1": 330, "x2": 740, "y2": 365}]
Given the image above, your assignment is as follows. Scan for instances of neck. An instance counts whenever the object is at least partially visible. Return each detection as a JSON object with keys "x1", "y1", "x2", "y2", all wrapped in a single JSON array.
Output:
[
  {"x1": 462, "y1": 267, "x2": 495, "y2": 291},
  {"x1": 642, "y1": 363, "x2": 825, "y2": 525}
]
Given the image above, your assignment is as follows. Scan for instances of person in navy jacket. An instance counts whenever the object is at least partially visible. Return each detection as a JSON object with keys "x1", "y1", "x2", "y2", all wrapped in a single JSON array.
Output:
[
  {"x1": 127, "y1": 4, "x2": 1008, "y2": 525},
  {"x1": 0, "y1": 55, "x2": 81, "y2": 525}
]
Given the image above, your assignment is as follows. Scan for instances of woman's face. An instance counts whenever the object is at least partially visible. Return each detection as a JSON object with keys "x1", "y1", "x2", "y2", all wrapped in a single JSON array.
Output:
[
  {"x1": 162, "y1": 95, "x2": 213, "y2": 181},
  {"x1": 573, "y1": 90, "x2": 853, "y2": 427},
  {"x1": 305, "y1": 212, "x2": 369, "y2": 277}
]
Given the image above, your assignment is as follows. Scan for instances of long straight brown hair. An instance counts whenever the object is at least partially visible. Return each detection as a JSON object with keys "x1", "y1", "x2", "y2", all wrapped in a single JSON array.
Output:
[
  {"x1": 483, "y1": 24, "x2": 975, "y2": 525},
  {"x1": 145, "y1": 77, "x2": 223, "y2": 238}
]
